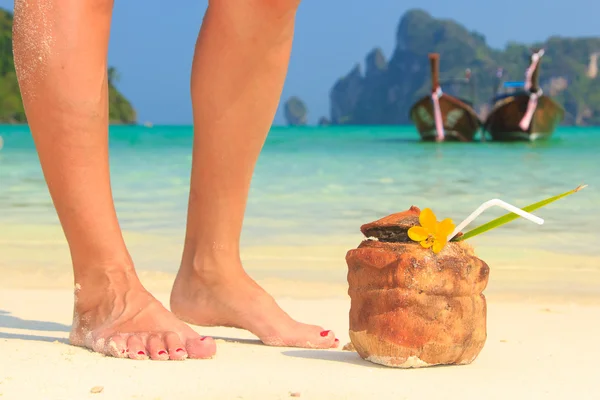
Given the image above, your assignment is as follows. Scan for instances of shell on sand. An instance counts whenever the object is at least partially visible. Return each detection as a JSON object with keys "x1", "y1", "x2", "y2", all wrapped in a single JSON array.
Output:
[{"x1": 346, "y1": 206, "x2": 490, "y2": 368}]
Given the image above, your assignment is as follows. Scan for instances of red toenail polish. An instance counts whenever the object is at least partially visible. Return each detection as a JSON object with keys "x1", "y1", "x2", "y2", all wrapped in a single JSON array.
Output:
[
  {"x1": 158, "y1": 350, "x2": 167, "y2": 355},
  {"x1": 335, "y1": 338, "x2": 339, "y2": 342},
  {"x1": 137, "y1": 351, "x2": 146, "y2": 355},
  {"x1": 176, "y1": 348, "x2": 185, "y2": 353},
  {"x1": 200, "y1": 336, "x2": 207, "y2": 341},
  {"x1": 320, "y1": 330, "x2": 331, "y2": 337}
]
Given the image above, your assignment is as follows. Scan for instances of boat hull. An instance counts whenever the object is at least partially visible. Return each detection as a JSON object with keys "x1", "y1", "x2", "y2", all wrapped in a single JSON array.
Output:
[
  {"x1": 409, "y1": 95, "x2": 481, "y2": 142},
  {"x1": 483, "y1": 93, "x2": 564, "y2": 141}
]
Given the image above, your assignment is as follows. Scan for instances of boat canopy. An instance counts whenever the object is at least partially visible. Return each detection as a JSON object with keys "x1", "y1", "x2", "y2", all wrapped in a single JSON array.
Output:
[{"x1": 503, "y1": 81, "x2": 525, "y2": 88}]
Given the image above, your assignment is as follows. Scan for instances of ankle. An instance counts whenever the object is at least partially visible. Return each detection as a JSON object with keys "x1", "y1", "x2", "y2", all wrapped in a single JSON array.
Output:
[
  {"x1": 178, "y1": 249, "x2": 244, "y2": 286},
  {"x1": 73, "y1": 261, "x2": 143, "y2": 308},
  {"x1": 181, "y1": 238, "x2": 241, "y2": 270},
  {"x1": 74, "y1": 256, "x2": 138, "y2": 283}
]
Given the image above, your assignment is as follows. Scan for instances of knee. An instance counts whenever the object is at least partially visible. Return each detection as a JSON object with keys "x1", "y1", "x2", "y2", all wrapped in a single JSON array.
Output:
[
  {"x1": 91, "y1": 0, "x2": 115, "y2": 14},
  {"x1": 210, "y1": 0, "x2": 301, "y2": 17},
  {"x1": 252, "y1": 0, "x2": 301, "y2": 12}
]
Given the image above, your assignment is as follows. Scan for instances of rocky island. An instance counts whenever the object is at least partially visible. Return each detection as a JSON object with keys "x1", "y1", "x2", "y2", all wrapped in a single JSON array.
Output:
[
  {"x1": 0, "y1": 8, "x2": 136, "y2": 124},
  {"x1": 327, "y1": 9, "x2": 600, "y2": 126},
  {"x1": 283, "y1": 96, "x2": 308, "y2": 126}
]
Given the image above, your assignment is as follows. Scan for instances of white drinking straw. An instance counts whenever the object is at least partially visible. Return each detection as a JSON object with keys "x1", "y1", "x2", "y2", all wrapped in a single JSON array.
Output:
[{"x1": 448, "y1": 199, "x2": 544, "y2": 241}]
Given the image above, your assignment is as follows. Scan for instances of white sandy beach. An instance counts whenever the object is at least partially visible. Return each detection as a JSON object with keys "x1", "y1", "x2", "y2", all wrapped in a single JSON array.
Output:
[
  {"x1": 1, "y1": 289, "x2": 600, "y2": 400},
  {"x1": 1, "y1": 224, "x2": 600, "y2": 399}
]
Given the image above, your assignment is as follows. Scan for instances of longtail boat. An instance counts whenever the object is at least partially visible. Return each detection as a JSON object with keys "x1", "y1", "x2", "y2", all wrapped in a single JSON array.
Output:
[
  {"x1": 409, "y1": 53, "x2": 481, "y2": 142},
  {"x1": 483, "y1": 49, "x2": 565, "y2": 141}
]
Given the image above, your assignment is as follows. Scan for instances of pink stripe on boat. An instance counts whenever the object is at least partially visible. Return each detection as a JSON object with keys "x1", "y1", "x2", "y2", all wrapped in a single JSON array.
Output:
[
  {"x1": 431, "y1": 88, "x2": 444, "y2": 141},
  {"x1": 519, "y1": 93, "x2": 539, "y2": 131}
]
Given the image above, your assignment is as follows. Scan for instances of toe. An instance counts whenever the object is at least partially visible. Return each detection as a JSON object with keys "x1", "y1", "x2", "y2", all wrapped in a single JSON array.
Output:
[
  {"x1": 286, "y1": 327, "x2": 336, "y2": 349},
  {"x1": 165, "y1": 332, "x2": 188, "y2": 360},
  {"x1": 105, "y1": 335, "x2": 128, "y2": 358},
  {"x1": 186, "y1": 336, "x2": 216, "y2": 359},
  {"x1": 310, "y1": 328, "x2": 337, "y2": 349},
  {"x1": 331, "y1": 338, "x2": 340, "y2": 349},
  {"x1": 126, "y1": 335, "x2": 148, "y2": 360},
  {"x1": 147, "y1": 334, "x2": 169, "y2": 361},
  {"x1": 262, "y1": 325, "x2": 337, "y2": 349}
]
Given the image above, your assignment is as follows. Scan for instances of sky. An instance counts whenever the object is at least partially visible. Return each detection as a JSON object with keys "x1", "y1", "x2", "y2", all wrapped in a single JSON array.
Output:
[{"x1": 1, "y1": 0, "x2": 599, "y2": 125}]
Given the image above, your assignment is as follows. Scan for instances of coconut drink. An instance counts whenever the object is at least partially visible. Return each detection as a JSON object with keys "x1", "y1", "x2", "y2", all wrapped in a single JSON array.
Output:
[{"x1": 345, "y1": 186, "x2": 586, "y2": 368}]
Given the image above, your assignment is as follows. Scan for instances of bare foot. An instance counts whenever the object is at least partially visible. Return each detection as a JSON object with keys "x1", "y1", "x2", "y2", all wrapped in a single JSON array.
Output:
[
  {"x1": 69, "y1": 270, "x2": 216, "y2": 360},
  {"x1": 170, "y1": 259, "x2": 338, "y2": 349}
]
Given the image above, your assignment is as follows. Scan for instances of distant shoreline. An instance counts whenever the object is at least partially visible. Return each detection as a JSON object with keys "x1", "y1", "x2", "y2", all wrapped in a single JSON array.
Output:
[{"x1": 2, "y1": 123, "x2": 600, "y2": 128}]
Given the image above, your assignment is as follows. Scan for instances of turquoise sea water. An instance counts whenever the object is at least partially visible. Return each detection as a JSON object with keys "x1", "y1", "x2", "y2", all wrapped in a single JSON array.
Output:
[{"x1": 0, "y1": 125, "x2": 598, "y2": 258}]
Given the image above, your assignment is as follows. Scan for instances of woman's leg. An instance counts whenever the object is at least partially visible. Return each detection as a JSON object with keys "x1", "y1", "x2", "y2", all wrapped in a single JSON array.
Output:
[
  {"x1": 13, "y1": 0, "x2": 215, "y2": 360},
  {"x1": 171, "y1": 0, "x2": 337, "y2": 348}
]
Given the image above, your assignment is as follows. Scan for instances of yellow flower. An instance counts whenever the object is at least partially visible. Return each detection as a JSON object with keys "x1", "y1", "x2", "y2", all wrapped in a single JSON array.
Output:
[{"x1": 408, "y1": 208, "x2": 455, "y2": 254}]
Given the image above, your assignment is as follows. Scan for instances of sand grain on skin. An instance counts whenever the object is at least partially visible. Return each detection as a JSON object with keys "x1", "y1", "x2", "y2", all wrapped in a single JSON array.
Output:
[{"x1": 12, "y1": 0, "x2": 56, "y2": 95}]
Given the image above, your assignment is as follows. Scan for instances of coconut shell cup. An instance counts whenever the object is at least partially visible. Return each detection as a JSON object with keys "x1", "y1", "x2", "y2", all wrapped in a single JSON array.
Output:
[{"x1": 346, "y1": 206, "x2": 490, "y2": 368}]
